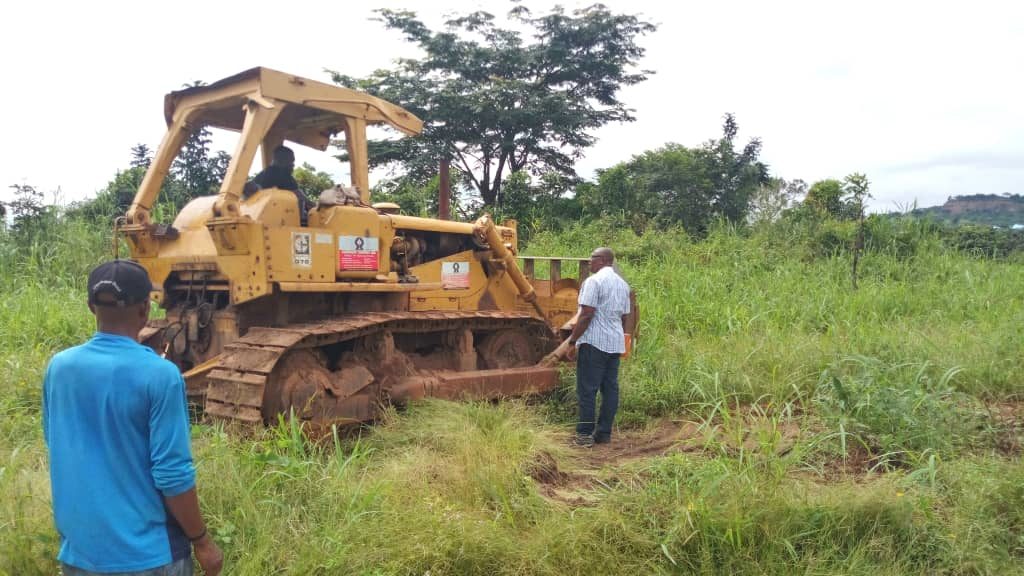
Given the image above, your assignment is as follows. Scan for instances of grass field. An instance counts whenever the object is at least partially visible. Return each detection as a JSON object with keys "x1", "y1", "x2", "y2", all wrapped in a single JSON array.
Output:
[{"x1": 1, "y1": 217, "x2": 1022, "y2": 575}]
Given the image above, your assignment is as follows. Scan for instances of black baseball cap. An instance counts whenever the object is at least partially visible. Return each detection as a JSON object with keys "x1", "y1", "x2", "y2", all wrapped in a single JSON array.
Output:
[{"x1": 87, "y1": 260, "x2": 153, "y2": 306}]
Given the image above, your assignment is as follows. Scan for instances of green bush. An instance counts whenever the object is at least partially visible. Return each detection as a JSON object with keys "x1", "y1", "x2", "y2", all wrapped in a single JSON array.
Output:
[{"x1": 945, "y1": 225, "x2": 1024, "y2": 259}]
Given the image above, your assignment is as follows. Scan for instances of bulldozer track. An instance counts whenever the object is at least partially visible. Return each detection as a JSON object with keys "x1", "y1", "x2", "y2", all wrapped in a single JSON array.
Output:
[{"x1": 205, "y1": 310, "x2": 553, "y2": 423}]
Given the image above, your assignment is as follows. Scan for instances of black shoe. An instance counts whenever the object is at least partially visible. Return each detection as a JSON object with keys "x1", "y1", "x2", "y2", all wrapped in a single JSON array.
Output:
[
  {"x1": 594, "y1": 435, "x2": 612, "y2": 445},
  {"x1": 572, "y1": 434, "x2": 595, "y2": 448}
]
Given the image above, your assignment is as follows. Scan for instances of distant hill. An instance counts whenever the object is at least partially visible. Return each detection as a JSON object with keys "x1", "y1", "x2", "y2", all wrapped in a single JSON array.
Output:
[{"x1": 910, "y1": 194, "x2": 1024, "y2": 227}]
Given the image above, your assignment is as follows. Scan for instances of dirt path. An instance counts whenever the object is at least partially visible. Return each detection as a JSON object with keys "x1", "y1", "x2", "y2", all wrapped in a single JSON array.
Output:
[
  {"x1": 530, "y1": 416, "x2": 804, "y2": 505},
  {"x1": 530, "y1": 399, "x2": 1024, "y2": 507},
  {"x1": 572, "y1": 414, "x2": 805, "y2": 467},
  {"x1": 577, "y1": 420, "x2": 706, "y2": 467}
]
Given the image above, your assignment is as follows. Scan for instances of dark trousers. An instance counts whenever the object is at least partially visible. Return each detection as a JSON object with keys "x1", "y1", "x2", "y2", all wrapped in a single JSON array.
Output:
[
  {"x1": 576, "y1": 343, "x2": 621, "y2": 439},
  {"x1": 62, "y1": 557, "x2": 193, "y2": 575}
]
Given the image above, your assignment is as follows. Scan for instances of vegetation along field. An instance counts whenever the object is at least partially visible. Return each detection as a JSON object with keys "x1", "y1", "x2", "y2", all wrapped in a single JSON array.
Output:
[
  {"x1": 2, "y1": 213, "x2": 1023, "y2": 575},
  {"x1": 2, "y1": 6, "x2": 1023, "y2": 574}
]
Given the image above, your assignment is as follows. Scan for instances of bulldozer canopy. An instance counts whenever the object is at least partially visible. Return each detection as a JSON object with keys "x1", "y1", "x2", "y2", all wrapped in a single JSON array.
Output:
[{"x1": 164, "y1": 67, "x2": 422, "y2": 151}]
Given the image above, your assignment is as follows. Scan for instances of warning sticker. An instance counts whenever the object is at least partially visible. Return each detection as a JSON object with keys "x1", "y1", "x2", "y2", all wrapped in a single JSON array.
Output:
[
  {"x1": 315, "y1": 233, "x2": 333, "y2": 245},
  {"x1": 338, "y1": 236, "x2": 379, "y2": 271},
  {"x1": 442, "y1": 261, "x2": 470, "y2": 289},
  {"x1": 292, "y1": 232, "x2": 311, "y2": 268}
]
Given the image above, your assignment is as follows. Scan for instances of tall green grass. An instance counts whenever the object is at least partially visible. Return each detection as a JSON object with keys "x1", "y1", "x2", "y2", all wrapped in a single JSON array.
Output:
[
  {"x1": 2, "y1": 217, "x2": 1023, "y2": 574},
  {"x1": 529, "y1": 220, "x2": 1023, "y2": 412}
]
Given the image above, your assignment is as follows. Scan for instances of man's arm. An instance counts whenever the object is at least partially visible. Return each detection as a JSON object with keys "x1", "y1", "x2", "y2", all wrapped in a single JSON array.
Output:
[
  {"x1": 621, "y1": 289, "x2": 635, "y2": 332},
  {"x1": 242, "y1": 180, "x2": 259, "y2": 198},
  {"x1": 571, "y1": 275, "x2": 601, "y2": 345},
  {"x1": 164, "y1": 489, "x2": 222, "y2": 575},
  {"x1": 150, "y1": 372, "x2": 222, "y2": 575},
  {"x1": 569, "y1": 305, "x2": 596, "y2": 345}
]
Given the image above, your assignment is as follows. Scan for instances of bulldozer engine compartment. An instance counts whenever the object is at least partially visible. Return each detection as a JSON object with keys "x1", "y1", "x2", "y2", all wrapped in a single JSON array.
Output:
[{"x1": 389, "y1": 228, "x2": 481, "y2": 277}]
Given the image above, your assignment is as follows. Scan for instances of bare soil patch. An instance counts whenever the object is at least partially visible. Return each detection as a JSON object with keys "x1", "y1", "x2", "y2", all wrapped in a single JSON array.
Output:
[
  {"x1": 529, "y1": 409, "x2": 915, "y2": 507},
  {"x1": 987, "y1": 399, "x2": 1024, "y2": 456},
  {"x1": 531, "y1": 415, "x2": 810, "y2": 506}
]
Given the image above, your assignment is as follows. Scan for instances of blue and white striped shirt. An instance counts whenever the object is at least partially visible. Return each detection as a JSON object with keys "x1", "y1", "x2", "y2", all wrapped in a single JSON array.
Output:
[{"x1": 576, "y1": 266, "x2": 631, "y2": 354}]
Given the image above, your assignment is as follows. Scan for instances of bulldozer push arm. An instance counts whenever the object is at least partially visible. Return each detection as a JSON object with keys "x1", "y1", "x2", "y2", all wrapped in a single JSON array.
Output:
[{"x1": 472, "y1": 215, "x2": 545, "y2": 318}]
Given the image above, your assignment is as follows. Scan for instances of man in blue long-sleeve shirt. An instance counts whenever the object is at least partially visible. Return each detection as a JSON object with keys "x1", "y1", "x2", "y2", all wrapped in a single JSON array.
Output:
[{"x1": 43, "y1": 260, "x2": 222, "y2": 575}]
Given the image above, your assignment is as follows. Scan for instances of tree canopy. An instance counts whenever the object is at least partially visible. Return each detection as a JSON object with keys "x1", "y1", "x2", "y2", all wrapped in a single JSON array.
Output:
[
  {"x1": 294, "y1": 163, "x2": 335, "y2": 201},
  {"x1": 805, "y1": 179, "x2": 845, "y2": 218},
  {"x1": 330, "y1": 4, "x2": 656, "y2": 208},
  {"x1": 577, "y1": 114, "x2": 769, "y2": 234}
]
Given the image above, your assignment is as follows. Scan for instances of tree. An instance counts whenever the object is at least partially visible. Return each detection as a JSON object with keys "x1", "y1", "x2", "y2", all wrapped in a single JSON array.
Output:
[
  {"x1": 805, "y1": 179, "x2": 845, "y2": 217},
  {"x1": 580, "y1": 114, "x2": 768, "y2": 234},
  {"x1": 578, "y1": 162, "x2": 653, "y2": 231},
  {"x1": 68, "y1": 146, "x2": 188, "y2": 222},
  {"x1": 844, "y1": 172, "x2": 871, "y2": 289},
  {"x1": 165, "y1": 81, "x2": 232, "y2": 209},
  {"x1": 703, "y1": 113, "x2": 769, "y2": 223},
  {"x1": 293, "y1": 163, "x2": 335, "y2": 201},
  {"x1": 373, "y1": 177, "x2": 436, "y2": 217},
  {"x1": 70, "y1": 168, "x2": 147, "y2": 221},
  {"x1": 7, "y1": 184, "x2": 45, "y2": 222},
  {"x1": 372, "y1": 168, "x2": 474, "y2": 219},
  {"x1": 166, "y1": 125, "x2": 230, "y2": 210},
  {"x1": 331, "y1": 4, "x2": 656, "y2": 208},
  {"x1": 6, "y1": 183, "x2": 50, "y2": 237},
  {"x1": 493, "y1": 170, "x2": 582, "y2": 240},
  {"x1": 749, "y1": 178, "x2": 806, "y2": 225},
  {"x1": 130, "y1": 144, "x2": 153, "y2": 169},
  {"x1": 210, "y1": 151, "x2": 231, "y2": 186},
  {"x1": 581, "y1": 143, "x2": 708, "y2": 233},
  {"x1": 172, "y1": 125, "x2": 216, "y2": 203}
]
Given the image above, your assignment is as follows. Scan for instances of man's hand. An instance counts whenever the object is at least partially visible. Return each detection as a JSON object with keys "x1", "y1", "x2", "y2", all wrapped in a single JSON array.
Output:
[
  {"x1": 565, "y1": 342, "x2": 578, "y2": 362},
  {"x1": 164, "y1": 489, "x2": 221, "y2": 574},
  {"x1": 193, "y1": 534, "x2": 223, "y2": 576}
]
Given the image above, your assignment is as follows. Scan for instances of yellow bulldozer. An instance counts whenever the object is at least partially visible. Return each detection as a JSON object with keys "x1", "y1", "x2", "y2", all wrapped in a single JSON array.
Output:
[{"x1": 120, "y1": 67, "x2": 636, "y2": 427}]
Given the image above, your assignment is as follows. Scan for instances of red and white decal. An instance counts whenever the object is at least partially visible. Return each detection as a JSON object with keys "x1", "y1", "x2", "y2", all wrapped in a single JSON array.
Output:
[
  {"x1": 442, "y1": 261, "x2": 470, "y2": 289},
  {"x1": 338, "y1": 236, "x2": 379, "y2": 271}
]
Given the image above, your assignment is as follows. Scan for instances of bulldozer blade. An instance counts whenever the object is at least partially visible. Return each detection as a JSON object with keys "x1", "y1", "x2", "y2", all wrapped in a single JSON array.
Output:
[{"x1": 387, "y1": 366, "x2": 561, "y2": 403}]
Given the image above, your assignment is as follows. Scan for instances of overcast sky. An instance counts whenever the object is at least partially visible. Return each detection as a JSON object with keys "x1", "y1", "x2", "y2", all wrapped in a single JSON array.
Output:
[{"x1": 2, "y1": 0, "x2": 1021, "y2": 211}]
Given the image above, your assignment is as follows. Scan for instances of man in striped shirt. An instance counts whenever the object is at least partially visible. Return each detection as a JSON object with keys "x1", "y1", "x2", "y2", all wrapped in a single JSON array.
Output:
[{"x1": 567, "y1": 247, "x2": 632, "y2": 447}]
